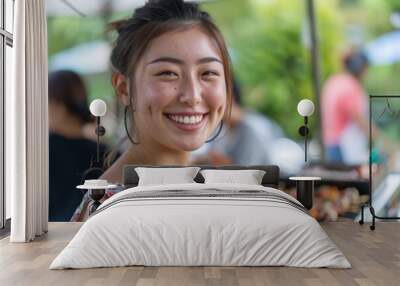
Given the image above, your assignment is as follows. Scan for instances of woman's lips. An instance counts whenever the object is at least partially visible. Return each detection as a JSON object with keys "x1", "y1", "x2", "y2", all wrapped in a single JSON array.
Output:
[{"x1": 164, "y1": 113, "x2": 208, "y2": 131}]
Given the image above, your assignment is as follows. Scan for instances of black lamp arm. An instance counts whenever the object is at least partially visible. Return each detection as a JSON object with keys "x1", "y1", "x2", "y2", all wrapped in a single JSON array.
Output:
[{"x1": 96, "y1": 117, "x2": 100, "y2": 163}]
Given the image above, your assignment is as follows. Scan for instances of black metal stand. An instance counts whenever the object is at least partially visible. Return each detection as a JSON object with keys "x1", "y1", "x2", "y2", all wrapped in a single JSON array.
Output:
[
  {"x1": 358, "y1": 203, "x2": 400, "y2": 231},
  {"x1": 88, "y1": 188, "x2": 106, "y2": 215},
  {"x1": 358, "y1": 95, "x2": 400, "y2": 230},
  {"x1": 296, "y1": 180, "x2": 314, "y2": 210},
  {"x1": 289, "y1": 177, "x2": 320, "y2": 210},
  {"x1": 298, "y1": 116, "x2": 310, "y2": 162},
  {"x1": 305, "y1": 117, "x2": 308, "y2": 162},
  {"x1": 77, "y1": 114, "x2": 107, "y2": 215}
]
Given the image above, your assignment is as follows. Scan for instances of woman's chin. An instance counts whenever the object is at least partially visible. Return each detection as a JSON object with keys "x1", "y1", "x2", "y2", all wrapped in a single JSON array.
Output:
[
  {"x1": 176, "y1": 142, "x2": 203, "y2": 152},
  {"x1": 169, "y1": 136, "x2": 205, "y2": 152}
]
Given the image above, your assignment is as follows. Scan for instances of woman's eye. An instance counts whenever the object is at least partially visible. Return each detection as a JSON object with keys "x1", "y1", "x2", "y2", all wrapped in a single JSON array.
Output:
[
  {"x1": 156, "y1": 71, "x2": 178, "y2": 78},
  {"x1": 202, "y1": 71, "x2": 219, "y2": 77}
]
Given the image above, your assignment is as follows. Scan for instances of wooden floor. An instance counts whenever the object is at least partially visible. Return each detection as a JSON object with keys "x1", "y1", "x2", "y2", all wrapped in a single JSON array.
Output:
[{"x1": 0, "y1": 221, "x2": 399, "y2": 286}]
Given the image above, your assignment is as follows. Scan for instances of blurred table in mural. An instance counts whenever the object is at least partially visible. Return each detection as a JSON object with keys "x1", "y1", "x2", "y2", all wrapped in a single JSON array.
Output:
[{"x1": 281, "y1": 163, "x2": 369, "y2": 221}]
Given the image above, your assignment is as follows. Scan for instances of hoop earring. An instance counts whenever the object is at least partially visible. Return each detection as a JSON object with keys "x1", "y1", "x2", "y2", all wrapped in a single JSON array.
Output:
[
  {"x1": 124, "y1": 105, "x2": 139, "y2": 145},
  {"x1": 206, "y1": 121, "x2": 223, "y2": 143}
]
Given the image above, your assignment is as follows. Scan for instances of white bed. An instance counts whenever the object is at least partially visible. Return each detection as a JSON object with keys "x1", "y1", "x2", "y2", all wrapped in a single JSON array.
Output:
[{"x1": 50, "y1": 183, "x2": 351, "y2": 269}]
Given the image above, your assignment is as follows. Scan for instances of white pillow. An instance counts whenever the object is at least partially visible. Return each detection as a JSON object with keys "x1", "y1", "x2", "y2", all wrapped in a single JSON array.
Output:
[
  {"x1": 135, "y1": 167, "x2": 200, "y2": 186},
  {"x1": 200, "y1": 169, "x2": 266, "y2": 185}
]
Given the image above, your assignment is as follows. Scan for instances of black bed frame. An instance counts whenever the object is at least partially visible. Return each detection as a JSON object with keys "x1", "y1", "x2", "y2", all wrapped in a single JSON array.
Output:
[{"x1": 123, "y1": 165, "x2": 280, "y2": 189}]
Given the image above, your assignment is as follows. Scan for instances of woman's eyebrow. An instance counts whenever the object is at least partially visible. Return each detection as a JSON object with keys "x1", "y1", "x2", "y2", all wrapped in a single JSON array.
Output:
[
  {"x1": 147, "y1": 56, "x2": 223, "y2": 65},
  {"x1": 147, "y1": 57, "x2": 183, "y2": 65},
  {"x1": 197, "y1": 57, "x2": 223, "y2": 65}
]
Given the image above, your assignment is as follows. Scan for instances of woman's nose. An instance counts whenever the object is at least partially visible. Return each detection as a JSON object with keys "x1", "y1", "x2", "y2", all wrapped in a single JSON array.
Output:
[{"x1": 179, "y1": 77, "x2": 202, "y2": 106}]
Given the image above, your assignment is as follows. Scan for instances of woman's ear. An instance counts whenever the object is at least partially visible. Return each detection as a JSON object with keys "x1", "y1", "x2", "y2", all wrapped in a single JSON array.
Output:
[{"x1": 111, "y1": 73, "x2": 130, "y2": 106}]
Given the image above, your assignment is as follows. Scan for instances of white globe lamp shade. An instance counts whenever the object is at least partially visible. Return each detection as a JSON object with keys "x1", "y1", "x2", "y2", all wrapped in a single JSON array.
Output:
[
  {"x1": 297, "y1": 99, "x2": 314, "y2": 117},
  {"x1": 90, "y1": 99, "x2": 107, "y2": 117}
]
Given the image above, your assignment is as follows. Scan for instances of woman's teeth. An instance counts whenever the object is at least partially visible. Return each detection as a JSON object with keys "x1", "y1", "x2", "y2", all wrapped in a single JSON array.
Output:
[{"x1": 168, "y1": 114, "x2": 203, "y2": 125}]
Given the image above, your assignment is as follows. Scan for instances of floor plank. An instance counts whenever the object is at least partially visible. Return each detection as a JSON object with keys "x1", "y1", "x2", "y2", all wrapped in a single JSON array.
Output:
[{"x1": 0, "y1": 221, "x2": 399, "y2": 286}]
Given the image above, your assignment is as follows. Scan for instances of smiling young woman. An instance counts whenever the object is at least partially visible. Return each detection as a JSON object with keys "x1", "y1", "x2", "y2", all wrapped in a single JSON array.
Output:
[
  {"x1": 102, "y1": 0, "x2": 233, "y2": 182},
  {"x1": 71, "y1": 0, "x2": 233, "y2": 221}
]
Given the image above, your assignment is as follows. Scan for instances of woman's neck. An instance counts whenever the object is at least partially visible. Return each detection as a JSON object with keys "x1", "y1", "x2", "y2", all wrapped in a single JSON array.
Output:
[
  {"x1": 126, "y1": 142, "x2": 190, "y2": 166},
  {"x1": 100, "y1": 139, "x2": 191, "y2": 184}
]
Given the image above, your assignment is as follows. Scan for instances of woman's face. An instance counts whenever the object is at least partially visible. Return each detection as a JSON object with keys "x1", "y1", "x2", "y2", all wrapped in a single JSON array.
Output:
[{"x1": 131, "y1": 27, "x2": 227, "y2": 152}]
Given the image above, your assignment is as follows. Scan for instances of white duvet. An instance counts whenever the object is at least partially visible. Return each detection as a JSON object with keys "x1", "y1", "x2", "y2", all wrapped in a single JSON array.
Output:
[{"x1": 50, "y1": 183, "x2": 351, "y2": 269}]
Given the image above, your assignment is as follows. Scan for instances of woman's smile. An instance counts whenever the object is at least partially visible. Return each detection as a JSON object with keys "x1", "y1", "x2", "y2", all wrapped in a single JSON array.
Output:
[{"x1": 164, "y1": 112, "x2": 209, "y2": 132}]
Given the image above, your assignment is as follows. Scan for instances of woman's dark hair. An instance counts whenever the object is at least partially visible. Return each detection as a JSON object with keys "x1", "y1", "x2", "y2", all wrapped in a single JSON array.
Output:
[
  {"x1": 109, "y1": 0, "x2": 233, "y2": 144},
  {"x1": 48, "y1": 70, "x2": 92, "y2": 124},
  {"x1": 343, "y1": 50, "x2": 369, "y2": 77},
  {"x1": 232, "y1": 76, "x2": 242, "y2": 106}
]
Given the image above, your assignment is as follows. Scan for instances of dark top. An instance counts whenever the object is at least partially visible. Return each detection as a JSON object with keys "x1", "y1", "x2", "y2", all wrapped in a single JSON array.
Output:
[{"x1": 49, "y1": 132, "x2": 108, "y2": 221}]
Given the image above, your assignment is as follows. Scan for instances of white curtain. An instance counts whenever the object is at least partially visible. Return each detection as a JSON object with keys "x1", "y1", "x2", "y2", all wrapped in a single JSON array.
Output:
[{"x1": 7, "y1": 0, "x2": 48, "y2": 242}]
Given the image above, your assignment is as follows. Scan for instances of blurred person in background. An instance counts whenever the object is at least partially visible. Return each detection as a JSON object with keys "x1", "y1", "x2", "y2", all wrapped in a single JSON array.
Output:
[
  {"x1": 321, "y1": 49, "x2": 370, "y2": 165},
  {"x1": 49, "y1": 70, "x2": 108, "y2": 221}
]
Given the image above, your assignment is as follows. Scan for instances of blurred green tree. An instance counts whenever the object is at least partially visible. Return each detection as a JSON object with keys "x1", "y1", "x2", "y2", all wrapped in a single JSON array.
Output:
[
  {"x1": 203, "y1": 0, "x2": 344, "y2": 138},
  {"x1": 386, "y1": 0, "x2": 400, "y2": 11},
  {"x1": 48, "y1": 16, "x2": 114, "y2": 101},
  {"x1": 47, "y1": 17, "x2": 105, "y2": 57}
]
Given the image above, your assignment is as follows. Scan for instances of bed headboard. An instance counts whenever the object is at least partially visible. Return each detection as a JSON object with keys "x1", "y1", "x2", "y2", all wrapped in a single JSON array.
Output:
[{"x1": 123, "y1": 165, "x2": 280, "y2": 189}]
